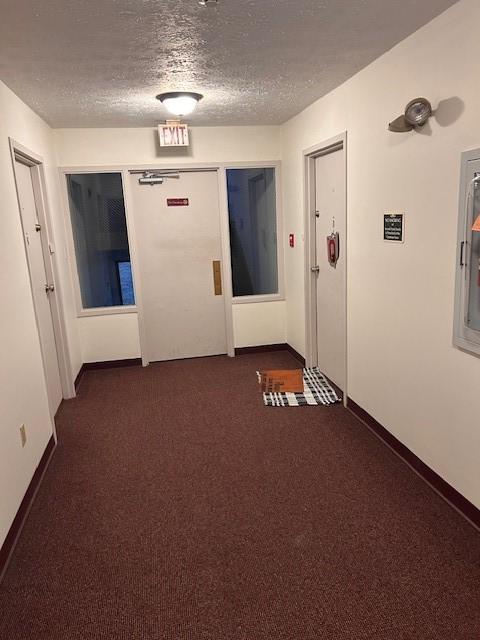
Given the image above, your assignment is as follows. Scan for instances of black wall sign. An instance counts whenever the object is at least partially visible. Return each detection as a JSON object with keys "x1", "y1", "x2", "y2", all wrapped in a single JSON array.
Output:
[{"x1": 384, "y1": 213, "x2": 404, "y2": 242}]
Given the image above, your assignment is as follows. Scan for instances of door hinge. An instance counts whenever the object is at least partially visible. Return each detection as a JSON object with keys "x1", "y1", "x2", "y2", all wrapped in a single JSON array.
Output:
[
  {"x1": 45, "y1": 283, "x2": 55, "y2": 294},
  {"x1": 35, "y1": 223, "x2": 41, "y2": 232},
  {"x1": 311, "y1": 265, "x2": 320, "y2": 274}
]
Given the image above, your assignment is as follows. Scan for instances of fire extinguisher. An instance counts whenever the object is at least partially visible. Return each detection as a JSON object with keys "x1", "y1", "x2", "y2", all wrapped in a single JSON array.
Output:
[
  {"x1": 326, "y1": 217, "x2": 340, "y2": 268},
  {"x1": 327, "y1": 232, "x2": 340, "y2": 267}
]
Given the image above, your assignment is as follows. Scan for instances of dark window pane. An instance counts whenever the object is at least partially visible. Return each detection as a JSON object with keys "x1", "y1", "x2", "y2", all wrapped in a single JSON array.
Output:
[
  {"x1": 226, "y1": 168, "x2": 278, "y2": 296},
  {"x1": 66, "y1": 173, "x2": 135, "y2": 308}
]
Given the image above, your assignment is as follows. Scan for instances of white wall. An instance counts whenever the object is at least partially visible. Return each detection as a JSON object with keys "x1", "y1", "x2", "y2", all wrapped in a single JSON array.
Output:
[
  {"x1": 233, "y1": 301, "x2": 286, "y2": 349},
  {"x1": 79, "y1": 314, "x2": 141, "y2": 363},
  {"x1": 0, "y1": 80, "x2": 80, "y2": 548},
  {"x1": 281, "y1": 0, "x2": 480, "y2": 509},
  {"x1": 54, "y1": 126, "x2": 281, "y2": 167},
  {"x1": 54, "y1": 126, "x2": 284, "y2": 360}
]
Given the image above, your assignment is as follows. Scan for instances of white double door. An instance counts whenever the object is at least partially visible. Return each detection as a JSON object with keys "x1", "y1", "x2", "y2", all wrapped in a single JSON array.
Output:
[
  {"x1": 314, "y1": 148, "x2": 346, "y2": 391},
  {"x1": 130, "y1": 170, "x2": 227, "y2": 363}
]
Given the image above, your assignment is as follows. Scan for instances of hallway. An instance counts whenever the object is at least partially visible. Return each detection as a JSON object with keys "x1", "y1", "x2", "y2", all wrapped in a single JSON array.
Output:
[{"x1": 1, "y1": 352, "x2": 479, "y2": 639}]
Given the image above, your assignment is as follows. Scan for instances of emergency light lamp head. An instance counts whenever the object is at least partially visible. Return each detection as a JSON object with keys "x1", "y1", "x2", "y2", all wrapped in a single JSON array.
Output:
[
  {"x1": 404, "y1": 98, "x2": 432, "y2": 126},
  {"x1": 388, "y1": 97, "x2": 433, "y2": 133},
  {"x1": 156, "y1": 92, "x2": 203, "y2": 117}
]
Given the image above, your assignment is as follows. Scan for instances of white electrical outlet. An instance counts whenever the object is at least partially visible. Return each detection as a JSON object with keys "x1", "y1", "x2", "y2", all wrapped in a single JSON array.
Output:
[{"x1": 20, "y1": 424, "x2": 27, "y2": 448}]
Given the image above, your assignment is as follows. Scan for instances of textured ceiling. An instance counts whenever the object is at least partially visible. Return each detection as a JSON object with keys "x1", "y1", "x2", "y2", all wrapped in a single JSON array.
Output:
[{"x1": 0, "y1": 0, "x2": 457, "y2": 127}]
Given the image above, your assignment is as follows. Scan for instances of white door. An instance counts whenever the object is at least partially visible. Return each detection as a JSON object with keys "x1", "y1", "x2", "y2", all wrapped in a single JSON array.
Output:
[
  {"x1": 314, "y1": 148, "x2": 346, "y2": 390},
  {"x1": 14, "y1": 158, "x2": 63, "y2": 415},
  {"x1": 130, "y1": 170, "x2": 227, "y2": 362}
]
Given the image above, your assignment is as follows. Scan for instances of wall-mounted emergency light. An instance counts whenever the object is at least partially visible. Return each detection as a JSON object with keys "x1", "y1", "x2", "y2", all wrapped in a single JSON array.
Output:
[{"x1": 388, "y1": 98, "x2": 433, "y2": 133}]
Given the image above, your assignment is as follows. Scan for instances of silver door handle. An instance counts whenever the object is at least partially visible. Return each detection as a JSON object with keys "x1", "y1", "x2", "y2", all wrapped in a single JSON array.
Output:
[
  {"x1": 45, "y1": 283, "x2": 55, "y2": 294},
  {"x1": 311, "y1": 266, "x2": 320, "y2": 274}
]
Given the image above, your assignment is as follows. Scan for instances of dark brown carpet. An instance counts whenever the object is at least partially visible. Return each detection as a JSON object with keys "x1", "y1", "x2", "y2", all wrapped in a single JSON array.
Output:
[{"x1": 1, "y1": 351, "x2": 480, "y2": 639}]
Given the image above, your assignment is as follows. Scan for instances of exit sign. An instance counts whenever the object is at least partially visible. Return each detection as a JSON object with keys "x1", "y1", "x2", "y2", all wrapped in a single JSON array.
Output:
[{"x1": 158, "y1": 122, "x2": 189, "y2": 147}]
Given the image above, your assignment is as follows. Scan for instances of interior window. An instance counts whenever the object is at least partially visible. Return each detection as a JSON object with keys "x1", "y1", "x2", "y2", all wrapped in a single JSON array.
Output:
[
  {"x1": 226, "y1": 167, "x2": 278, "y2": 297},
  {"x1": 66, "y1": 172, "x2": 135, "y2": 309}
]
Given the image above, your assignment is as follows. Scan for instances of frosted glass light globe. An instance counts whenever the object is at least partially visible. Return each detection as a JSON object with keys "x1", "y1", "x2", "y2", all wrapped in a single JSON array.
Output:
[{"x1": 156, "y1": 92, "x2": 203, "y2": 117}]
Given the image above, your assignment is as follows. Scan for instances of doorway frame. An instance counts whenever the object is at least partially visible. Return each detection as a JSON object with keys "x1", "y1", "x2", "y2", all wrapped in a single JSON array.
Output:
[
  {"x1": 303, "y1": 133, "x2": 348, "y2": 403},
  {"x1": 9, "y1": 139, "x2": 75, "y2": 410},
  {"x1": 59, "y1": 163, "x2": 240, "y2": 364},
  {"x1": 123, "y1": 165, "x2": 235, "y2": 364},
  {"x1": 59, "y1": 161, "x2": 282, "y2": 365}
]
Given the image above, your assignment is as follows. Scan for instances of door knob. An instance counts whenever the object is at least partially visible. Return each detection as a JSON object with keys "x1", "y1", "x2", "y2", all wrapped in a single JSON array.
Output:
[
  {"x1": 311, "y1": 266, "x2": 320, "y2": 274},
  {"x1": 45, "y1": 283, "x2": 55, "y2": 294}
]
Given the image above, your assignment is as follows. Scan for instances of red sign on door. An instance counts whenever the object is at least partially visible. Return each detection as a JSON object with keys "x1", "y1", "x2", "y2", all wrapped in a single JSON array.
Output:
[{"x1": 167, "y1": 198, "x2": 189, "y2": 207}]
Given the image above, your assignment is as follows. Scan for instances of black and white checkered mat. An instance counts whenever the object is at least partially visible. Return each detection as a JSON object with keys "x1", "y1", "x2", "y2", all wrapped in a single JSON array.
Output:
[{"x1": 257, "y1": 367, "x2": 341, "y2": 407}]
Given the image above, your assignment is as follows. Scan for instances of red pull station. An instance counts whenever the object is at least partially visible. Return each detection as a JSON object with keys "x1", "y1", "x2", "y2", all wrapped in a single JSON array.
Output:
[{"x1": 289, "y1": 233, "x2": 295, "y2": 248}]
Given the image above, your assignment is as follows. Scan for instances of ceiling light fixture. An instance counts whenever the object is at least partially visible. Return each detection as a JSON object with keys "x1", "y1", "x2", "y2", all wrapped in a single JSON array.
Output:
[
  {"x1": 156, "y1": 92, "x2": 203, "y2": 117},
  {"x1": 388, "y1": 98, "x2": 433, "y2": 133},
  {"x1": 199, "y1": 0, "x2": 218, "y2": 5}
]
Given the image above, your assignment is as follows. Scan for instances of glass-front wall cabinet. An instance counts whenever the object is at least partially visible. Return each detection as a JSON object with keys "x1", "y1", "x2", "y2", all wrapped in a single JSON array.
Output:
[
  {"x1": 454, "y1": 152, "x2": 480, "y2": 354},
  {"x1": 467, "y1": 175, "x2": 480, "y2": 331}
]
